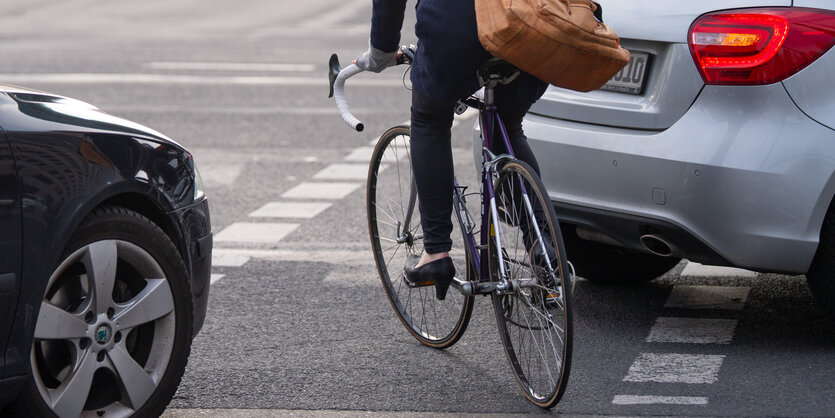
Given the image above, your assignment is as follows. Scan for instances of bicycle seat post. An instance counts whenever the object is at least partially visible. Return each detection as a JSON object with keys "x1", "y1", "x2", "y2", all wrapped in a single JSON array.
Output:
[{"x1": 484, "y1": 80, "x2": 498, "y2": 107}]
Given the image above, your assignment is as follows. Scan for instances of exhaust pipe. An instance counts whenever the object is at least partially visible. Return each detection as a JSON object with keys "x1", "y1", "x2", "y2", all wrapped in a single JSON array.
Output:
[{"x1": 640, "y1": 234, "x2": 674, "y2": 257}]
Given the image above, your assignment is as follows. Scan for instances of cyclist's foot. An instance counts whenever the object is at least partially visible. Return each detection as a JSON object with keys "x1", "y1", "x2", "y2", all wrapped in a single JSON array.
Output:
[{"x1": 404, "y1": 254, "x2": 455, "y2": 300}]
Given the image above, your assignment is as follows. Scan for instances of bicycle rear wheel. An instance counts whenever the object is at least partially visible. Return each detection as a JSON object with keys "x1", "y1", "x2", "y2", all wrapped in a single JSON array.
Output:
[
  {"x1": 489, "y1": 160, "x2": 572, "y2": 408},
  {"x1": 367, "y1": 125, "x2": 474, "y2": 348}
]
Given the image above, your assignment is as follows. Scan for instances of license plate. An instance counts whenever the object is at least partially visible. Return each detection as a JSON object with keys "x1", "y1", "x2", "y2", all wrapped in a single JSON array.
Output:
[{"x1": 600, "y1": 51, "x2": 650, "y2": 95}]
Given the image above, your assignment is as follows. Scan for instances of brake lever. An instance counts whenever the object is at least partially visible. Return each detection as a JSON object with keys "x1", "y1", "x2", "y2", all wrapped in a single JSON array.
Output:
[{"x1": 328, "y1": 53, "x2": 341, "y2": 98}]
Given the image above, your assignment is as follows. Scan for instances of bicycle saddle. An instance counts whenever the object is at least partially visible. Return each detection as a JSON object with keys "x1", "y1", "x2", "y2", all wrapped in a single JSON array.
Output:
[{"x1": 477, "y1": 58, "x2": 521, "y2": 87}]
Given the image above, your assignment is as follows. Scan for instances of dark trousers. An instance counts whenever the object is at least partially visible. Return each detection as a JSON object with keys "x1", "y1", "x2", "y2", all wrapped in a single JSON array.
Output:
[{"x1": 410, "y1": 85, "x2": 542, "y2": 254}]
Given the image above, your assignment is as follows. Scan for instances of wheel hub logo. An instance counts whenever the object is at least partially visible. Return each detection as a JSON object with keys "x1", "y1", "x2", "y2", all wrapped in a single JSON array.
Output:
[{"x1": 96, "y1": 325, "x2": 112, "y2": 344}]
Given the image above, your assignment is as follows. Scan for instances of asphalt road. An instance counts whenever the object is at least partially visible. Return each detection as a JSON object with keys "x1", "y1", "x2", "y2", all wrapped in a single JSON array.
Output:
[{"x1": 2, "y1": 1, "x2": 835, "y2": 416}]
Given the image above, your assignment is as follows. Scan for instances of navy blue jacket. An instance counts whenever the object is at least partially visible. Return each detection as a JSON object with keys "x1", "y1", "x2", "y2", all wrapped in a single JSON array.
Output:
[{"x1": 371, "y1": 0, "x2": 546, "y2": 103}]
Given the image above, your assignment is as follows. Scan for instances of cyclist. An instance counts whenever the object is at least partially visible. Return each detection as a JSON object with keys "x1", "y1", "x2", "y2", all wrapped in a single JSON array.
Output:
[{"x1": 356, "y1": 0, "x2": 549, "y2": 300}]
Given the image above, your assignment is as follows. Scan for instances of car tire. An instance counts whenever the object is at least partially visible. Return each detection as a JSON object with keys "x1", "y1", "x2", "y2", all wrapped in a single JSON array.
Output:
[
  {"x1": 562, "y1": 224, "x2": 681, "y2": 284},
  {"x1": 12, "y1": 205, "x2": 192, "y2": 418},
  {"x1": 806, "y1": 206, "x2": 835, "y2": 321}
]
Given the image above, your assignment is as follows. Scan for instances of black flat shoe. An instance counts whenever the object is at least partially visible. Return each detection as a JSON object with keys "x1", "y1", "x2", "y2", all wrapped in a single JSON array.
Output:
[{"x1": 404, "y1": 254, "x2": 456, "y2": 300}]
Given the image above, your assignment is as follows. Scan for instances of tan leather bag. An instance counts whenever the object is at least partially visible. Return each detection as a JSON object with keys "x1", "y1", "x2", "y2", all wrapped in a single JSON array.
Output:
[{"x1": 475, "y1": 0, "x2": 631, "y2": 92}]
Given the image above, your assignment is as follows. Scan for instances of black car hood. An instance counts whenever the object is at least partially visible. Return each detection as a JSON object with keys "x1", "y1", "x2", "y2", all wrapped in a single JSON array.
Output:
[{"x1": 0, "y1": 83, "x2": 179, "y2": 147}]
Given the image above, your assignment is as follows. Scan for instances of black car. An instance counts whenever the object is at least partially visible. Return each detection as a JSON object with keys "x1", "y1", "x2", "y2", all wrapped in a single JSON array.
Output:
[{"x1": 0, "y1": 84, "x2": 212, "y2": 417}]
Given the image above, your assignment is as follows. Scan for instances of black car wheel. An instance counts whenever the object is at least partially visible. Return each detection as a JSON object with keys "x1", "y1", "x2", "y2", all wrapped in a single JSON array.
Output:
[
  {"x1": 14, "y1": 206, "x2": 192, "y2": 418},
  {"x1": 807, "y1": 205, "x2": 835, "y2": 321}
]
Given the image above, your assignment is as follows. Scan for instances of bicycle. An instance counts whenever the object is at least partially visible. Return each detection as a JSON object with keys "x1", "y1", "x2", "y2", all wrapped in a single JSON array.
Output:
[{"x1": 328, "y1": 46, "x2": 573, "y2": 408}]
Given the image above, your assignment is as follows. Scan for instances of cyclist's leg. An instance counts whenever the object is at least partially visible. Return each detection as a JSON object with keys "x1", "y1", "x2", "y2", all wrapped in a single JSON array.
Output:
[
  {"x1": 410, "y1": 87, "x2": 457, "y2": 259},
  {"x1": 491, "y1": 76, "x2": 557, "y2": 264},
  {"x1": 491, "y1": 73, "x2": 548, "y2": 175}
]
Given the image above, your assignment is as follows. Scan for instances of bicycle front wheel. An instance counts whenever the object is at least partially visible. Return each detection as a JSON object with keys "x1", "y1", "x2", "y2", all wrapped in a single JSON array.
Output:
[
  {"x1": 367, "y1": 125, "x2": 474, "y2": 348},
  {"x1": 489, "y1": 160, "x2": 573, "y2": 408}
]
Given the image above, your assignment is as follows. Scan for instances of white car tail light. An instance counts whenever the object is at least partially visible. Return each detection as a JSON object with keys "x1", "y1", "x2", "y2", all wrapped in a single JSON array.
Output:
[{"x1": 689, "y1": 8, "x2": 835, "y2": 85}]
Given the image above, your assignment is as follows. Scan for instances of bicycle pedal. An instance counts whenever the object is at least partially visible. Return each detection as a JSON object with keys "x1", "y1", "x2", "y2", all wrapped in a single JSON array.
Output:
[
  {"x1": 402, "y1": 274, "x2": 435, "y2": 288},
  {"x1": 545, "y1": 289, "x2": 562, "y2": 304}
]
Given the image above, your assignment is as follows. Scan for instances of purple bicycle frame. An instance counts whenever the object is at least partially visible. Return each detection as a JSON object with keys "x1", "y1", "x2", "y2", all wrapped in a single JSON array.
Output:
[{"x1": 454, "y1": 101, "x2": 518, "y2": 284}]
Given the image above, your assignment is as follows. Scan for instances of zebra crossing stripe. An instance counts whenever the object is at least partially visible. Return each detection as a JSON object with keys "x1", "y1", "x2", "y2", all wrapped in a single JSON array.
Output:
[
  {"x1": 248, "y1": 202, "x2": 332, "y2": 219},
  {"x1": 312, "y1": 164, "x2": 372, "y2": 180},
  {"x1": 664, "y1": 285, "x2": 751, "y2": 310},
  {"x1": 646, "y1": 317, "x2": 738, "y2": 344},
  {"x1": 210, "y1": 274, "x2": 225, "y2": 284},
  {"x1": 624, "y1": 353, "x2": 725, "y2": 384},
  {"x1": 343, "y1": 147, "x2": 375, "y2": 162},
  {"x1": 214, "y1": 222, "x2": 300, "y2": 244},
  {"x1": 211, "y1": 254, "x2": 250, "y2": 267},
  {"x1": 612, "y1": 395, "x2": 709, "y2": 405},
  {"x1": 680, "y1": 262, "x2": 757, "y2": 277},
  {"x1": 281, "y1": 182, "x2": 361, "y2": 199}
]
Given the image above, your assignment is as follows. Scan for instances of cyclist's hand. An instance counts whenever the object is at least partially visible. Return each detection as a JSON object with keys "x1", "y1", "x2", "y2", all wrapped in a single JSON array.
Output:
[{"x1": 354, "y1": 42, "x2": 397, "y2": 73}]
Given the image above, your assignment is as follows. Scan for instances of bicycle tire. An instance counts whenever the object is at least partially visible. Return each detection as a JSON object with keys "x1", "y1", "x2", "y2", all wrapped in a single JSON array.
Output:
[
  {"x1": 488, "y1": 159, "x2": 573, "y2": 408},
  {"x1": 367, "y1": 125, "x2": 475, "y2": 348}
]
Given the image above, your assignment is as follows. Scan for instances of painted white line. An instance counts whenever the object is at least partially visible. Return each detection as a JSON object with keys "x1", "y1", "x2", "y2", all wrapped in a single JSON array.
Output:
[
  {"x1": 212, "y1": 254, "x2": 250, "y2": 267},
  {"x1": 281, "y1": 182, "x2": 362, "y2": 200},
  {"x1": 312, "y1": 163, "x2": 371, "y2": 180},
  {"x1": 612, "y1": 395, "x2": 708, "y2": 405},
  {"x1": 214, "y1": 222, "x2": 300, "y2": 244},
  {"x1": 346, "y1": 144, "x2": 410, "y2": 164},
  {"x1": 0, "y1": 73, "x2": 403, "y2": 87},
  {"x1": 664, "y1": 285, "x2": 750, "y2": 310},
  {"x1": 213, "y1": 248, "x2": 374, "y2": 265},
  {"x1": 646, "y1": 317, "x2": 738, "y2": 344},
  {"x1": 624, "y1": 353, "x2": 725, "y2": 384},
  {"x1": 147, "y1": 62, "x2": 316, "y2": 72},
  {"x1": 680, "y1": 262, "x2": 757, "y2": 278},
  {"x1": 210, "y1": 274, "x2": 225, "y2": 285},
  {"x1": 248, "y1": 202, "x2": 332, "y2": 219},
  {"x1": 344, "y1": 147, "x2": 375, "y2": 163},
  {"x1": 197, "y1": 163, "x2": 243, "y2": 187}
]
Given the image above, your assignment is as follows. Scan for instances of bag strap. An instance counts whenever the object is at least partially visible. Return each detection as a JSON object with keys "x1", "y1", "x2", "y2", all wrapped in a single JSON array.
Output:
[{"x1": 592, "y1": 1, "x2": 603, "y2": 22}]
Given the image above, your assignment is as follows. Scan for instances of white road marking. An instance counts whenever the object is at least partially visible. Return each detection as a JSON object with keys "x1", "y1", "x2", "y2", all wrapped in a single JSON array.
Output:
[
  {"x1": 312, "y1": 163, "x2": 372, "y2": 180},
  {"x1": 646, "y1": 317, "x2": 738, "y2": 344},
  {"x1": 281, "y1": 182, "x2": 361, "y2": 199},
  {"x1": 196, "y1": 163, "x2": 243, "y2": 187},
  {"x1": 345, "y1": 146, "x2": 409, "y2": 164},
  {"x1": 0, "y1": 73, "x2": 403, "y2": 87},
  {"x1": 612, "y1": 395, "x2": 709, "y2": 405},
  {"x1": 211, "y1": 254, "x2": 250, "y2": 267},
  {"x1": 624, "y1": 353, "x2": 725, "y2": 384},
  {"x1": 146, "y1": 62, "x2": 316, "y2": 72},
  {"x1": 344, "y1": 147, "x2": 375, "y2": 162},
  {"x1": 210, "y1": 274, "x2": 225, "y2": 285},
  {"x1": 248, "y1": 202, "x2": 332, "y2": 219},
  {"x1": 214, "y1": 222, "x2": 300, "y2": 244},
  {"x1": 680, "y1": 262, "x2": 757, "y2": 278},
  {"x1": 213, "y1": 248, "x2": 374, "y2": 265},
  {"x1": 664, "y1": 285, "x2": 751, "y2": 310}
]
